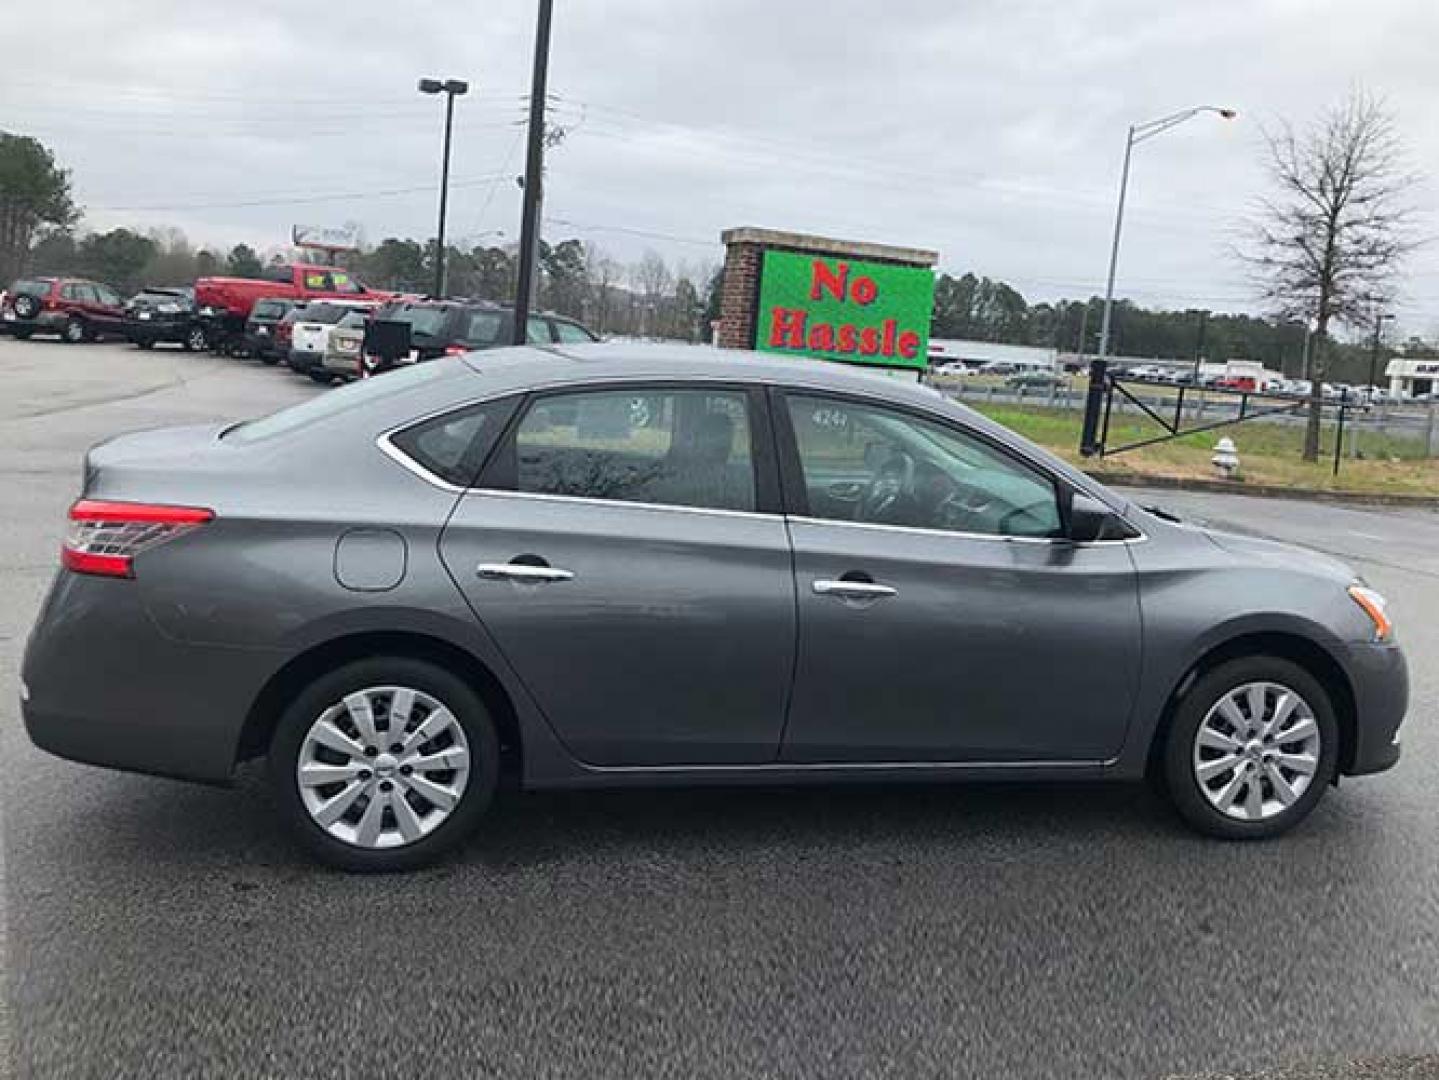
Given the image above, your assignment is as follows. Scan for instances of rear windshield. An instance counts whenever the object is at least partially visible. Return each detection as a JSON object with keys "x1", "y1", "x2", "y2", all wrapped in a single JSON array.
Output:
[
  {"x1": 8, "y1": 279, "x2": 50, "y2": 297},
  {"x1": 387, "y1": 305, "x2": 453, "y2": 340},
  {"x1": 223, "y1": 361, "x2": 454, "y2": 444},
  {"x1": 280, "y1": 307, "x2": 308, "y2": 324},
  {"x1": 253, "y1": 299, "x2": 289, "y2": 318},
  {"x1": 300, "y1": 302, "x2": 355, "y2": 324},
  {"x1": 338, "y1": 310, "x2": 369, "y2": 328}
]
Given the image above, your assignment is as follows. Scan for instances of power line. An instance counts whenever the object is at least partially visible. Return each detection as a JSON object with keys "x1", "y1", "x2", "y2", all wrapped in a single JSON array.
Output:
[{"x1": 93, "y1": 174, "x2": 512, "y2": 212}]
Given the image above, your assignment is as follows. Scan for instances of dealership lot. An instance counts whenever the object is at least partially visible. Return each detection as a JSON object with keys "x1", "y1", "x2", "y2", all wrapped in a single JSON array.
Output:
[{"x1": 1, "y1": 339, "x2": 1436, "y2": 1078}]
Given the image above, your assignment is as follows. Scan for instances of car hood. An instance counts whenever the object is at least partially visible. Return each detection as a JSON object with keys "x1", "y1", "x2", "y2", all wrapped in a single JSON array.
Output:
[{"x1": 1200, "y1": 527, "x2": 1357, "y2": 586}]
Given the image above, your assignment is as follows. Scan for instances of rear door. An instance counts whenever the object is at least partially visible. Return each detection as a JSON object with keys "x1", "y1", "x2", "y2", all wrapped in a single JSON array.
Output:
[
  {"x1": 93, "y1": 284, "x2": 126, "y2": 330},
  {"x1": 774, "y1": 389, "x2": 1142, "y2": 763},
  {"x1": 439, "y1": 382, "x2": 795, "y2": 766}
]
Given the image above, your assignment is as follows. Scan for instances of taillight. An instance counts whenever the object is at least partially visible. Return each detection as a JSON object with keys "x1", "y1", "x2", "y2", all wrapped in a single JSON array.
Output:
[
  {"x1": 444, "y1": 345, "x2": 468, "y2": 357},
  {"x1": 62, "y1": 500, "x2": 214, "y2": 578}
]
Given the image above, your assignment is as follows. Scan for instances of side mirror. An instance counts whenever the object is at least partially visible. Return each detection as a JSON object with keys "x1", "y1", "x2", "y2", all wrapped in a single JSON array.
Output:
[{"x1": 1068, "y1": 492, "x2": 1128, "y2": 543}]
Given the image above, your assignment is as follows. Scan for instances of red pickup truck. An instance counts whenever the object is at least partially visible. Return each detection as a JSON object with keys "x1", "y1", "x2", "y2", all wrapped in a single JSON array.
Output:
[{"x1": 194, "y1": 263, "x2": 399, "y2": 352}]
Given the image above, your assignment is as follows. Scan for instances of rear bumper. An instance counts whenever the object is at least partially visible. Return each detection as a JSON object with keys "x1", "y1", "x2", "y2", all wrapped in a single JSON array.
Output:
[
  {"x1": 288, "y1": 348, "x2": 324, "y2": 373},
  {"x1": 21, "y1": 571, "x2": 283, "y2": 784},
  {"x1": 1342, "y1": 641, "x2": 1408, "y2": 776},
  {"x1": 125, "y1": 316, "x2": 192, "y2": 342},
  {"x1": 323, "y1": 352, "x2": 360, "y2": 377}
]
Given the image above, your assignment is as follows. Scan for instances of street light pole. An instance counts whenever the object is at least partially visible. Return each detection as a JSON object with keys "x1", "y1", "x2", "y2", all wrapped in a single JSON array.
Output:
[
  {"x1": 419, "y1": 77, "x2": 470, "y2": 299},
  {"x1": 512, "y1": 0, "x2": 554, "y2": 345},
  {"x1": 1097, "y1": 105, "x2": 1236, "y2": 362}
]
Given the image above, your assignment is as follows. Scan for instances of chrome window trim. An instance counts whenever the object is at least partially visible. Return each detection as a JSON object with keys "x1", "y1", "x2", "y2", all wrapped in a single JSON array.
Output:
[
  {"x1": 465, "y1": 486, "x2": 783, "y2": 523},
  {"x1": 786, "y1": 514, "x2": 1143, "y2": 547},
  {"x1": 372, "y1": 373, "x2": 1147, "y2": 542}
]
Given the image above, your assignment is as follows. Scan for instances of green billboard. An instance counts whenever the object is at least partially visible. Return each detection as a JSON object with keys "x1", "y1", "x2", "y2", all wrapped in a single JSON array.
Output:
[{"x1": 754, "y1": 249, "x2": 934, "y2": 370}]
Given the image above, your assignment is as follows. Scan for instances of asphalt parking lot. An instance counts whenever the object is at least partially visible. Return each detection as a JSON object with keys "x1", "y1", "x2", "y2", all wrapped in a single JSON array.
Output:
[{"x1": 0, "y1": 338, "x2": 1435, "y2": 1079}]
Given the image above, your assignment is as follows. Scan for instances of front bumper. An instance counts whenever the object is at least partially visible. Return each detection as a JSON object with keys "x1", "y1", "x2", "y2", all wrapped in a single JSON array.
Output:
[
  {"x1": 1342, "y1": 641, "x2": 1408, "y2": 776},
  {"x1": 21, "y1": 570, "x2": 283, "y2": 784}
]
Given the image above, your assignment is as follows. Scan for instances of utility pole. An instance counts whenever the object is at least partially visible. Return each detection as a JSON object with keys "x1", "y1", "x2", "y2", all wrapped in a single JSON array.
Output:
[
  {"x1": 512, "y1": 0, "x2": 553, "y2": 345},
  {"x1": 1367, "y1": 312, "x2": 1390, "y2": 391}
]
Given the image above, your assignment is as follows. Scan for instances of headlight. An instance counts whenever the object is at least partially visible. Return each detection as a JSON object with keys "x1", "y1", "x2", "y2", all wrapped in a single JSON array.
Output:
[{"x1": 1348, "y1": 584, "x2": 1394, "y2": 642}]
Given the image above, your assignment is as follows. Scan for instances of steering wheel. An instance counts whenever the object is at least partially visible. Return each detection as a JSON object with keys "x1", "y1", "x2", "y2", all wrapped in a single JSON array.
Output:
[
  {"x1": 932, "y1": 481, "x2": 996, "y2": 531},
  {"x1": 860, "y1": 450, "x2": 916, "y2": 523}
]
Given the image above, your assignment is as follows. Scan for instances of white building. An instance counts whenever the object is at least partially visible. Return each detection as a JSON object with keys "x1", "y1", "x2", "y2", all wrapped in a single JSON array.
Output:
[
  {"x1": 928, "y1": 338, "x2": 1057, "y2": 371},
  {"x1": 1384, "y1": 357, "x2": 1439, "y2": 398}
]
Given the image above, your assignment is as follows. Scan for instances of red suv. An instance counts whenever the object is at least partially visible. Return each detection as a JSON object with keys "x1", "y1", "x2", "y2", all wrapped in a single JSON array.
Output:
[{"x1": 1, "y1": 277, "x2": 127, "y2": 343}]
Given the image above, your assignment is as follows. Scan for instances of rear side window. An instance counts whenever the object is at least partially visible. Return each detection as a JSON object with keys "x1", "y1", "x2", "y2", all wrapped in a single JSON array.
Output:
[
  {"x1": 389, "y1": 399, "x2": 517, "y2": 487},
  {"x1": 500, "y1": 388, "x2": 756, "y2": 512},
  {"x1": 463, "y1": 311, "x2": 506, "y2": 346},
  {"x1": 9, "y1": 279, "x2": 50, "y2": 297},
  {"x1": 553, "y1": 320, "x2": 598, "y2": 344}
]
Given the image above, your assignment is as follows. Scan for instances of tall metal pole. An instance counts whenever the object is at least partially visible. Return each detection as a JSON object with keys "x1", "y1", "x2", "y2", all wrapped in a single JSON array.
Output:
[
  {"x1": 512, "y1": 0, "x2": 553, "y2": 345},
  {"x1": 1097, "y1": 127, "x2": 1135, "y2": 361},
  {"x1": 1367, "y1": 313, "x2": 1388, "y2": 390},
  {"x1": 434, "y1": 90, "x2": 456, "y2": 299}
]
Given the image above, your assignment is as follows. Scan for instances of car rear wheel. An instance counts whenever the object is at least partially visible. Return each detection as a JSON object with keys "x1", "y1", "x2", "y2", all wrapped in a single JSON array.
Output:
[
  {"x1": 62, "y1": 318, "x2": 88, "y2": 344},
  {"x1": 1163, "y1": 656, "x2": 1338, "y2": 839},
  {"x1": 268, "y1": 657, "x2": 499, "y2": 872},
  {"x1": 183, "y1": 325, "x2": 208, "y2": 352}
]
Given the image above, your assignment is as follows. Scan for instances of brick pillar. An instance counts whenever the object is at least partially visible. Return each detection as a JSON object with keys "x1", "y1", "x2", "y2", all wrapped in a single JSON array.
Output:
[{"x1": 717, "y1": 240, "x2": 762, "y2": 350}]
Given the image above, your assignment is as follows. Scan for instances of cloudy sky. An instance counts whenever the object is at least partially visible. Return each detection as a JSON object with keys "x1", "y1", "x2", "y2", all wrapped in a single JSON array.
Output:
[{"x1": 5, "y1": 0, "x2": 1438, "y2": 333}]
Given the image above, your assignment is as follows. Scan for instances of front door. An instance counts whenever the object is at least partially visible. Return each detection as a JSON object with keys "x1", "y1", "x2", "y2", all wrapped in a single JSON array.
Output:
[
  {"x1": 440, "y1": 384, "x2": 795, "y2": 766},
  {"x1": 775, "y1": 390, "x2": 1142, "y2": 763}
]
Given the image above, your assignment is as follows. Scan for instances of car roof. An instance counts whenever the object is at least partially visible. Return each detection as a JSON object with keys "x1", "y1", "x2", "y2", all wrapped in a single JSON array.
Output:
[{"x1": 461, "y1": 341, "x2": 959, "y2": 407}]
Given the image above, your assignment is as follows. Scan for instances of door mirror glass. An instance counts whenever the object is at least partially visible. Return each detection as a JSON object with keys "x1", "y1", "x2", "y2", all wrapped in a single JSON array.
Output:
[{"x1": 1068, "y1": 492, "x2": 1130, "y2": 543}]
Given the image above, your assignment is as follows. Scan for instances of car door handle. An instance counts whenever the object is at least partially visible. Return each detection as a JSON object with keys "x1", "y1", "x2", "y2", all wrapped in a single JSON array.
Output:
[
  {"x1": 477, "y1": 563, "x2": 575, "y2": 583},
  {"x1": 813, "y1": 579, "x2": 897, "y2": 600}
]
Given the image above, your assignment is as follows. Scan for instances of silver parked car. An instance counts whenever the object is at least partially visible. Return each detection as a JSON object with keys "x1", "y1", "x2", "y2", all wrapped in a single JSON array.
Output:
[{"x1": 21, "y1": 345, "x2": 1407, "y2": 870}]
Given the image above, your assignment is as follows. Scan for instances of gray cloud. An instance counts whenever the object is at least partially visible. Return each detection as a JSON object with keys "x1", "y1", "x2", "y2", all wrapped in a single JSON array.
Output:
[{"x1": 4, "y1": 0, "x2": 1436, "y2": 331}]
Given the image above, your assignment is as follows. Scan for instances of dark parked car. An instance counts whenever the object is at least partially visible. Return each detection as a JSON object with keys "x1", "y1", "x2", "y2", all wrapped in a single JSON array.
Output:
[
  {"x1": 1, "y1": 276, "x2": 127, "y2": 343},
  {"x1": 124, "y1": 286, "x2": 205, "y2": 351},
  {"x1": 245, "y1": 297, "x2": 302, "y2": 364},
  {"x1": 355, "y1": 299, "x2": 599, "y2": 375},
  {"x1": 21, "y1": 345, "x2": 1407, "y2": 871}
]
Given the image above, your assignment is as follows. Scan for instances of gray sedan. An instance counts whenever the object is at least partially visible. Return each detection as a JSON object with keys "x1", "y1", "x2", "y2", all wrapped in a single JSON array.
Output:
[{"x1": 21, "y1": 345, "x2": 1407, "y2": 870}]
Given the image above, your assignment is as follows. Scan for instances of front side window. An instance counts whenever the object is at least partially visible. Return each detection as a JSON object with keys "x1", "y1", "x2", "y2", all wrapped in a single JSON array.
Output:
[
  {"x1": 504, "y1": 388, "x2": 755, "y2": 512},
  {"x1": 526, "y1": 316, "x2": 551, "y2": 343},
  {"x1": 785, "y1": 394, "x2": 1061, "y2": 538}
]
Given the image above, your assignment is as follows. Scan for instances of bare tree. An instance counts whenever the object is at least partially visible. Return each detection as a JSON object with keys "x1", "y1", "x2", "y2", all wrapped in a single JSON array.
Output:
[{"x1": 1245, "y1": 88, "x2": 1421, "y2": 461}]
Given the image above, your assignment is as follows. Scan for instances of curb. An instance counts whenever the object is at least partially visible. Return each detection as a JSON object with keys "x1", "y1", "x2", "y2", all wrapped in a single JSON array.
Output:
[{"x1": 1084, "y1": 470, "x2": 1439, "y2": 509}]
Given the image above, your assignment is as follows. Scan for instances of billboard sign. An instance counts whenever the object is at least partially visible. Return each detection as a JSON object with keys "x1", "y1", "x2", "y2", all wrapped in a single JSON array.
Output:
[
  {"x1": 755, "y1": 250, "x2": 934, "y2": 370},
  {"x1": 292, "y1": 224, "x2": 361, "y2": 253}
]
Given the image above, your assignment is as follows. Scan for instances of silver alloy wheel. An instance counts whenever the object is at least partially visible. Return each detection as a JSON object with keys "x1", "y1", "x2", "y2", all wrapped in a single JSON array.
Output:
[
  {"x1": 296, "y1": 685, "x2": 472, "y2": 850},
  {"x1": 1192, "y1": 680, "x2": 1321, "y2": 822}
]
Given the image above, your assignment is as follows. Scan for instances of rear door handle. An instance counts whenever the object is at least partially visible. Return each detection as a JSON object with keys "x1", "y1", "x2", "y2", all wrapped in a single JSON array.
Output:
[
  {"x1": 477, "y1": 563, "x2": 575, "y2": 583},
  {"x1": 813, "y1": 579, "x2": 896, "y2": 600}
]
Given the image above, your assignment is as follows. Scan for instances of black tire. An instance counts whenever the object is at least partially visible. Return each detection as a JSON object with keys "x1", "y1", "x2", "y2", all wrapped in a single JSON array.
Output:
[
  {"x1": 307, "y1": 369, "x2": 331, "y2": 384},
  {"x1": 258, "y1": 352, "x2": 279, "y2": 366},
  {"x1": 62, "y1": 317, "x2": 88, "y2": 344},
  {"x1": 11, "y1": 329, "x2": 32, "y2": 340},
  {"x1": 11, "y1": 294, "x2": 41, "y2": 320},
  {"x1": 183, "y1": 325, "x2": 208, "y2": 352},
  {"x1": 135, "y1": 338, "x2": 155, "y2": 351},
  {"x1": 1163, "y1": 655, "x2": 1338, "y2": 840},
  {"x1": 268, "y1": 656, "x2": 500, "y2": 872}
]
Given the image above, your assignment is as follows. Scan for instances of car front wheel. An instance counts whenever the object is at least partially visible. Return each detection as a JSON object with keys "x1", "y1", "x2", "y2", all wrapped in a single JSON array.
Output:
[
  {"x1": 1163, "y1": 656, "x2": 1338, "y2": 839},
  {"x1": 269, "y1": 657, "x2": 499, "y2": 871},
  {"x1": 62, "y1": 318, "x2": 88, "y2": 344}
]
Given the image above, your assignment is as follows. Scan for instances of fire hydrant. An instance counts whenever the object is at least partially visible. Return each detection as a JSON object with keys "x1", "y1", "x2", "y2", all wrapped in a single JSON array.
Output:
[{"x1": 1212, "y1": 436, "x2": 1240, "y2": 479}]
